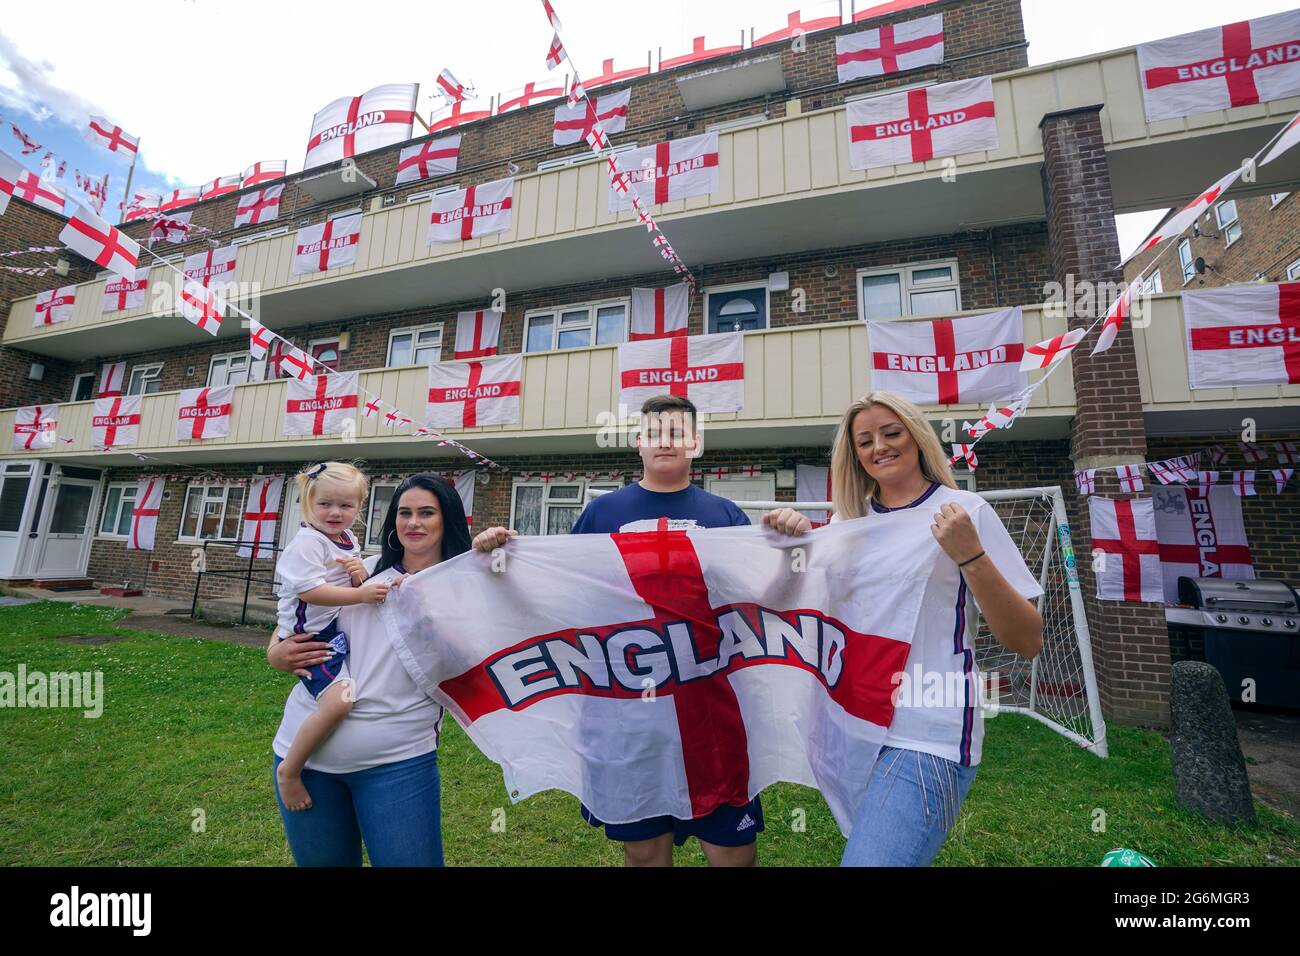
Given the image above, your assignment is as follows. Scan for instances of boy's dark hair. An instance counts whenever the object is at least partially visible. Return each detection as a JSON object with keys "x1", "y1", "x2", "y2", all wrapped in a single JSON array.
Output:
[{"x1": 640, "y1": 394, "x2": 698, "y2": 425}]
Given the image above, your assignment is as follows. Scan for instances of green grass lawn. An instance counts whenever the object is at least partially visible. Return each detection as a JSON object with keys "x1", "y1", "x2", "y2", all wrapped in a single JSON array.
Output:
[{"x1": 0, "y1": 601, "x2": 1296, "y2": 867}]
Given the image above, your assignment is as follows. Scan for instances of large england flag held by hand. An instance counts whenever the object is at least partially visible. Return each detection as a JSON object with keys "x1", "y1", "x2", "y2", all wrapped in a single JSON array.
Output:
[
  {"x1": 869, "y1": 307, "x2": 1026, "y2": 405},
  {"x1": 1089, "y1": 496, "x2": 1163, "y2": 603},
  {"x1": 293, "y1": 214, "x2": 362, "y2": 275},
  {"x1": 283, "y1": 372, "x2": 359, "y2": 436},
  {"x1": 1184, "y1": 281, "x2": 1300, "y2": 387},
  {"x1": 847, "y1": 75, "x2": 997, "y2": 170},
  {"x1": 1153, "y1": 485, "x2": 1254, "y2": 604},
  {"x1": 619, "y1": 332, "x2": 745, "y2": 413},
  {"x1": 1137, "y1": 12, "x2": 1300, "y2": 122},
  {"x1": 426, "y1": 355, "x2": 522, "y2": 429},
  {"x1": 836, "y1": 12, "x2": 945, "y2": 83},
  {"x1": 428, "y1": 178, "x2": 514, "y2": 243},
  {"x1": 381, "y1": 515, "x2": 935, "y2": 833},
  {"x1": 303, "y1": 83, "x2": 419, "y2": 170},
  {"x1": 609, "y1": 132, "x2": 720, "y2": 211}
]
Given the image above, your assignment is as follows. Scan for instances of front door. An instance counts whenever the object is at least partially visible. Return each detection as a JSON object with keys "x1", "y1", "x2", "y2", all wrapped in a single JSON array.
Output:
[
  {"x1": 706, "y1": 474, "x2": 777, "y2": 524},
  {"x1": 34, "y1": 469, "x2": 102, "y2": 579}
]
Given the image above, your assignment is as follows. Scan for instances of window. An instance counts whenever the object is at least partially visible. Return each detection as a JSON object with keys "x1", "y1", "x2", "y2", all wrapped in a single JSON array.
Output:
[
  {"x1": 857, "y1": 261, "x2": 961, "y2": 322},
  {"x1": 537, "y1": 143, "x2": 638, "y2": 173},
  {"x1": 525, "y1": 300, "x2": 628, "y2": 352},
  {"x1": 178, "y1": 484, "x2": 246, "y2": 542},
  {"x1": 707, "y1": 115, "x2": 767, "y2": 134},
  {"x1": 406, "y1": 183, "x2": 463, "y2": 203},
  {"x1": 126, "y1": 364, "x2": 163, "y2": 395},
  {"x1": 0, "y1": 463, "x2": 33, "y2": 534},
  {"x1": 70, "y1": 373, "x2": 95, "y2": 402},
  {"x1": 1179, "y1": 239, "x2": 1196, "y2": 283},
  {"x1": 329, "y1": 207, "x2": 362, "y2": 221},
  {"x1": 98, "y1": 481, "x2": 139, "y2": 538},
  {"x1": 1272, "y1": 192, "x2": 1290, "y2": 207},
  {"x1": 309, "y1": 337, "x2": 342, "y2": 371},
  {"x1": 1288, "y1": 259, "x2": 1300, "y2": 281},
  {"x1": 365, "y1": 482, "x2": 398, "y2": 551},
  {"x1": 705, "y1": 282, "x2": 769, "y2": 334},
  {"x1": 1215, "y1": 201, "x2": 1241, "y2": 245},
  {"x1": 1140, "y1": 271, "x2": 1163, "y2": 295},
  {"x1": 208, "y1": 351, "x2": 261, "y2": 386},
  {"x1": 388, "y1": 324, "x2": 444, "y2": 366},
  {"x1": 232, "y1": 227, "x2": 288, "y2": 246},
  {"x1": 510, "y1": 480, "x2": 622, "y2": 535}
]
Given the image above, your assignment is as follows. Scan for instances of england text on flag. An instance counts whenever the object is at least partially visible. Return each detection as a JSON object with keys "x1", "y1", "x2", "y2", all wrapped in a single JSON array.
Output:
[
  {"x1": 102, "y1": 269, "x2": 149, "y2": 313},
  {"x1": 34, "y1": 285, "x2": 76, "y2": 326},
  {"x1": 175, "y1": 386, "x2": 235, "y2": 441},
  {"x1": 426, "y1": 355, "x2": 523, "y2": 429},
  {"x1": 618, "y1": 332, "x2": 745, "y2": 414},
  {"x1": 427, "y1": 178, "x2": 514, "y2": 244},
  {"x1": 608, "y1": 132, "x2": 720, "y2": 212},
  {"x1": 1184, "y1": 281, "x2": 1300, "y2": 388},
  {"x1": 846, "y1": 75, "x2": 997, "y2": 171},
  {"x1": 91, "y1": 395, "x2": 142, "y2": 450},
  {"x1": 303, "y1": 83, "x2": 419, "y2": 170},
  {"x1": 836, "y1": 12, "x2": 945, "y2": 83},
  {"x1": 12, "y1": 405, "x2": 58, "y2": 451},
  {"x1": 283, "y1": 372, "x2": 360, "y2": 437},
  {"x1": 292, "y1": 214, "x2": 362, "y2": 275},
  {"x1": 1152, "y1": 485, "x2": 1255, "y2": 604}
]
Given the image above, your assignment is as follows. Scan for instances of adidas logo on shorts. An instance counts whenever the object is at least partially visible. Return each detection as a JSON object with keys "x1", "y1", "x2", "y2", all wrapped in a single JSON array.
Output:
[{"x1": 736, "y1": 813, "x2": 756, "y2": 831}]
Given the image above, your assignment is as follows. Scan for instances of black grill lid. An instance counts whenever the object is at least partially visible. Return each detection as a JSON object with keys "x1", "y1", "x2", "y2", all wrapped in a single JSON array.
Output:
[{"x1": 1177, "y1": 577, "x2": 1300, "y2": 612}]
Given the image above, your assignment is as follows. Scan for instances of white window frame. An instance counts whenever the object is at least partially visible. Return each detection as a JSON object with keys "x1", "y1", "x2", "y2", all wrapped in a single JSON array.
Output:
[
  {"x1": 70, "y1": 372, "x2": 95, "y2": 402},
  {"x1": 1287, "y1": 259, "x2": 1300, "y2": 281},
  {"x1": 1179, "y1": 239, "x2": 1196, "y2": 284},
  {"x1": 1215, "y1": 201, "x2": 1241, "y2": 246},
  {"x1": 1140, "y1": 271, "x2": 1163, "y2": 295},
  {"x1": 207, "y1": 350, "x2": 261, "y2": 387},
  {"x1": 524, "y1": 298, "x2": 630, "y2": 353},
  {"x1": 96, "y1": 480, "x2": 139, "y2": 540},
  {"x1": 704, "y1": 280, "x2": 771, "y2": 334},
  {"x1": 510, "y1": 479, "x2": 624, "y2": 535},
  {"x1": 387, "y1": 322, "x2": 444, "y2": 367},
  {"x1": 1272, "y1": 192, "x2": 1290, "y2": 207},
  {"x1": 856, "y1": 259, "x2": 962, "y2": 322},
  {"x1": 364, "y1": 481, "x2": 400, "y2": 552},
  {"x1": 328, "y1": 207, "x2": 363, "y2": 221},
  {"x1": 706, "y1": 114, "x2": 766, "y2": 134},
  {"x1": 176, "y1": 483, "x2": 246, "y2": 543},
  {"x1": 126, "y1": 363, "x2": 164, "y2": 396},
  {"x1": 232, "y1": 226, "x2": 289, "y2": 246},
  {"x1": 308, "y1": 335, "x2": 343, "y2": 370},
  {"x1": 406, "y1": 183, "x2": 463, "y2": 203},
  {"x1": 537, "y1": 142, "x2": 638, "y2": 173}
]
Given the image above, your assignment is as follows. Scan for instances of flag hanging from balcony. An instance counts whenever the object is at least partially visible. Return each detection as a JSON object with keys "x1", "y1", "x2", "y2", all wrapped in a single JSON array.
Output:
[
  {"x1": 293, "y1": 213, "x2": 362, "y2": 275},
  {"x1": 92, "y1": 395, "x2": 142, "y2": 450},
  {"x1": 234, "y1": 183, "x2": 284, "y2": 227},
  {"x1": 454, "y1": 471, "x2": 475, "y2": 530},
  {"x1": 868, "y1": 307, "x2": 1026, "y2": 405},
  {"x1": 846, "y1": 75, "x2": 997, "y2": 171},
  {"x1": 1136, "y1": 12, "x2": 1300, "y2": 122},
  {"x1": 1088, "y1": 496, "x2": 1163, "y2": 603},
  {"x1": 426, "y1": 355, "x2": 523, "y2": 429},
  {"x1": 1184, "y1": 281, "x2": 1300, "y2": 387},
  {"x1": 283, "y1": 372, "x2": 359, "y2": 437},
  {"x1": 239, "y1": 475, "x2": 285, "y2": 559},
  {"x1": 609, "y1": 132, "x2": 719, "y2": 211},
  {"x1": 395, "y1": 134, "x2": 461, "y2": 185},
  {"x1": 183, "y1": 244, "x2": 239, "y2": 296},
  {"x1": 12, "y1": 404, "x2": 58, "y2": 451},
  {"x1": 796, "y1": 463, "x2": 834, "y2": 528},
  {"x1": 200, "y1": 175, "x2": 241, "y2": 202},
  {"x1": 34, "y1": 285, "x2": 77, "y2": 326},
  {"x1": 453, "y1": 309, "x2": 502, "y2": 359},
  {"x1": 127, "y1": 478, "x2": 165, "y2": 552},
  {"x1": 178, "y1": 280, "x2": 226, "y2": 336},
  {"x1": 836, "y1": 12, "x2": 945, "y2": 83},
  {"x1": 553, "y1": 90, "x2": 630, "y2": 146},
  {"x1": 1152, "y1": 485, "x2": 1254, "y2": 604},
  {"x1": 427, "y1": 178, "x2": 514, "y2": 243},
  {"x1": 1122, "y1": 168, "x2": 1242, "y2": 265},
  {"x1": 176, "y1": 385, "x2": 235, "y2": 441},
  {"x1": 242, "y1": 160, "x2": 286, "y2": 189},
  {"x1": 85, "y1": 116, "x2": 139, "y2": 156},
  {"x1": 630, "y1": 284, "x2": 690, "y2": 340},
  {"x1": 59, "y1": 204, "x2": 140, "y2": 281},
  {"x1": 97, "y1": 362, "x2": 126, "y2": 398},
  {"x1": 303, "y1": 83, "x2": 420, "y2": 170},
  {"x1": 618, "y1": 332, "x2": 745, "y2": 413}
]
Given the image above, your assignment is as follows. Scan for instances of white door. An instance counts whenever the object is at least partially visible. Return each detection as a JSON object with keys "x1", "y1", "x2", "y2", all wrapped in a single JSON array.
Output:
[
  {"x1": 706, "y1": 474, "x2": 777, "y2": 523},
  {"x1": 0, "y1": 461, "x2": 39, "y2": 579},
  {"x1": 34, "y1": 471, "x2": 102, "y2": 579}
]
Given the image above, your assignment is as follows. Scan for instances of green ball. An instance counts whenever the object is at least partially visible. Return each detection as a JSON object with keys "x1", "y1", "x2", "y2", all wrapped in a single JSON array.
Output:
[{"x1": 1101, "y1": 848, "x2": 1156, "y2": 867}]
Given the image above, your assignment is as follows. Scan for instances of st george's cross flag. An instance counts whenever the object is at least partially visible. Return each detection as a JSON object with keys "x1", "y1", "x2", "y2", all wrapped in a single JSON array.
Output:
[
  {"x1": 126, "y1": 477, "x2": 165, "y2": 552},
  {"x1": 618, "y1": 332, "x2": 745, "y2": 414},
  {"x1": 1020, "y1": 327, "x2": 1085, "y2": 371},
  {"x1": 553, "y1": 90, "x2": 630, "y2": 146},
  {"x1": 122, "y1": 189, "x2": 161, "y2": 222},
  {"x1": 435, "y1": 69, "x2": 470, "y2": 106},
  {"x1": 1123, "y1": 168, "x2": 1243, "y2": 265},
  {"x1": 160, "y1": 187, "x2": 200, "y2": 213},
  {"x1": 91, "y1": 395, "x2": 142, "y2": 450},
  {"x1": 868, "y1": 307, "x2": 1026, "y2": 405},
  {"x1": 303, "y1": 83, "x2": 419, "y2": 170},
  {"x1": 395, "y1": 135, "x2": 461, "y2": 186},
  {"x1": 97, "y1": 362, "x2": 126, "y2": 398},
  {"x1": 85, "y1": 117, "x2": 138, "y2": 156},
  {"x1": 1152, "y1": 485, "x2": 1254, "y2": 604},
  {"x1": 796, "y1": 463, "x2": 834, "y2": 527},
  {"x1": 454, "y1": 470, "x2": 475, "y2": 531},
  {"x1": 200, "y1": 175, "x2": 241, "y2": 202},
  {"x1": 102, "y1": 268, "x2": 149, "y2": 313},
  {"x1": 283, "y1": 372, "x2": 359, "y2": 437},
  {"x1": 175, "y1": 385, "x2": 235, "y2": 441},
  {"x1": 34, "y1": 285, "x2": 76, "y2": 326},
  {"x1": 242, "y1": 160, "x2": 286, "y2": 189},
  {"x1": 59, "y1": 204, "x2": 140, "y2": 281},
  {"x1": 293, "y1": 213, "x2": 362, "y2": 275},
  {"x1": 238, "y1": 474, "x2": 285, "y2": 559},
  {"x1": 12, "y1": 404, "x2": 58, "y2": 451},
  {"x1": 630, "y1": 284, "x2": 690, "y2": 340},
  {"x1": 835, "y1": 12, "x2": 945, "y2": 83},
  {"x1": 426, "y1": 355, "x2": 523, "y2": 429},
  {"x1": 0, "y1": 149, "x2": 23, "y2": 217},
  {"x1": 609, "y1": 132, "x2": 720, "y2": 212},
  {"x1": 149, "y1": 213, "x2": 193, "y2": 245},
  {"x1": 1184, "y1": 281, "x2": 1300, "y2": 388},
  {"x1": 10, "y1": 170, "x2": 67, "y2": 214},
  {"x1": 846, "y1": 75, "x2": 997, "y2": 171},
  {"x1": 178, "y1": 280, "x2": 226, "y2": 336},
  {"x1": 234, "y1": 184, "x2": 284, "y2": 227},
  {"x1": 380, "y1": 516, "x2": 935, "y2": 834},
  {"x1": 1089, "y1": 496, "x2": 1163, "y2": 603},
  {"x1": 428, "y1": 178, "x2": 514, "y2": 243},
  {"x1": 1136, "y1": 11, "x2": 1300, "y2": 123},
  {"x1": 453, "y1": 309, "x2": 501, "y2": 360},
  {"x1": 1093, "y1": 279, "x2": 1142, "y2": 355},
  {"x1": 1232, "y1": 470, "x2": 1257, "y2": 496},
  {"x1": 183, "y1": 244, "x2": 238, "y2": 296}
]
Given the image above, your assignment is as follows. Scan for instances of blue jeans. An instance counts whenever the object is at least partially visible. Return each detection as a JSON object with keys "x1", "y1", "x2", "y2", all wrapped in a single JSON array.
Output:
[
  {"x1": 273, "y1": 750, "x2": 444, "y2": 867},
  {"x1": 840, "y1": 746, "x2": 978, "y2": 867}
]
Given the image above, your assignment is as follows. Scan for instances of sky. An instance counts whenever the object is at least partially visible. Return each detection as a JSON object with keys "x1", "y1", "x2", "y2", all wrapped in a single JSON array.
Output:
[{"x1": 1, "y1": 0, "x2": 1297, "y2": 255}]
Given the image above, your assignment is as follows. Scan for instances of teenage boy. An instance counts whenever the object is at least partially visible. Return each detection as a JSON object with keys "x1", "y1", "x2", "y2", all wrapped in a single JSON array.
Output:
[{"x1": 470, "y1": 393, "x2": 763, "y2": 867}]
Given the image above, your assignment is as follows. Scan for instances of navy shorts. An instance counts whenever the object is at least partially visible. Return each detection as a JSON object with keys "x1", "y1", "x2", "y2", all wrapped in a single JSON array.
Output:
[
  {"x1": 581, "y1": 796, "x2": 764, "y2": 847},
  {"x1": 284, "y1": 618, "x2": 350, "y2": 699}
]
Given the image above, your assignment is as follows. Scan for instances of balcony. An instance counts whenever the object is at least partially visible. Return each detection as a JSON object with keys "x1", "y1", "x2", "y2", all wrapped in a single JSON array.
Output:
[
  {"x1": 7, "y1": 44, "x2": 1300, "y2": 362},
  {"x1": 1, "y1": 309, "x2": 1085, "y2": 465}
]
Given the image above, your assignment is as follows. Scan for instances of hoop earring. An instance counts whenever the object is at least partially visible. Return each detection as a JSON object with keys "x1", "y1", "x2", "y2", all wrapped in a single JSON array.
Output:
[{"x1": 387, "y1": 529, "x2": 401, "y2": 551}]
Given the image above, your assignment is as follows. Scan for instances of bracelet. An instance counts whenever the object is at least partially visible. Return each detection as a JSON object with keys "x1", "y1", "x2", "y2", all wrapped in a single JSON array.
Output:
[{"x1": 957, "y1": 551, "x2": 986, "y2": 568}]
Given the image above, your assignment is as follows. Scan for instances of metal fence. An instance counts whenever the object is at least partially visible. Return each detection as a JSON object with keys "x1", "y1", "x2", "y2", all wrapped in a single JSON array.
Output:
[{"x1": 190, "y1": 539, "x2": 284, "y2": 626}]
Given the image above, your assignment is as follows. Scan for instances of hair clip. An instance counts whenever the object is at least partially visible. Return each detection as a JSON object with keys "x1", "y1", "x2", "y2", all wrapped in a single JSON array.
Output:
[{"x1": 306, "y1": 463, "x2": 327, "y2": 480}]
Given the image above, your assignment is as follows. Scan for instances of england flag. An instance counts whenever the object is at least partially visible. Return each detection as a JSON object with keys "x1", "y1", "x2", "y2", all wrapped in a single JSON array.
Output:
[
  {"x1": 91, "y1": 395, "x2": 142, "y2": 450},
  {"x1": 553, "y1": 90, "x2": 630, "y2": 146},
  {"x1": 846, "y1": 75, "x2": 997, "y2": 171},
  {"x1": 102, "y1": 269, "x2": 149, "y2": 313},
  {"x1": 428, "y1": 178, "x2": 514, "y2": 243},
  {"x1": 12, "y1": 404, "x2": 58, "y2": 451},
  {"x1": 283, "y1": 372, "x2": 359, "y2": 437},
  {"x1": 796, "y1": 463, "x2": 834, "y2": 527},
  {"x1": 1122, "y1": 168, "x2": 1243, "y2": 265},
  {"x1": 183, "y1": 245, "x2": 239, "y2": 297},
  {"x1": 303, "y1": 83, "x2": 419, "y2": 170},
  {"x1": 239, "y1": 475, "x2": 285, "y2": 559},
  {"x1": 1184, "y1": 281, "x2": 1300, "y2": 388},
  {"x1": 59, "y1": 205, "x2": 140, "y2": 281},
  {"x1": 1153, "y1": 485, "x2": 1254, "y2": 604},
  {"x1": 293, "y1": 214, "x2": 362, "y2": 275},
  {"x1": 453, "y1": 309, "x2": 501, "y2": 360},
  {"x1": 34, "y1": 285, "x2": 76, "y2": 326},
  {"x1": 630, "y1": 284, "x2": 689, "y2": 340},
  {"x1": 609, "y1": 132, "x2": 720, "y2": 212},
  {"x1": 836, "y1": 13, "x2": 945, "y2": 83},
  {"x1": 127, "y1": 478, "x2": 165, "y2": 552},
  {"x1": 618, "y1": 332, "x2": 745, "y2": 414},
  {"x1": 426, "y1": 355, "x2": 523, "y2": 429},
  {"x1": 1089, "y1": 496, "x2": 1163, "y2": 603},
  {"x1": 395, "y1": 135, "x2": 461, "y2": 186},
  {"x1": 241, "y1": 160, "x2": 287, "y2": 189},
  {"x1": 234, "y1": 184, "x2": 284, "y2": 227},
  {"x1": 176, "y1": 385, "x2": 235, "y2": 441}
]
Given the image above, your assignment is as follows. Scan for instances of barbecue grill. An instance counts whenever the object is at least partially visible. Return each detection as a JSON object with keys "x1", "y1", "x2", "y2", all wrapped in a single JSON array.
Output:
[{"x1": 1165, "y1": 578, "x2": 1300, "y2": 709}]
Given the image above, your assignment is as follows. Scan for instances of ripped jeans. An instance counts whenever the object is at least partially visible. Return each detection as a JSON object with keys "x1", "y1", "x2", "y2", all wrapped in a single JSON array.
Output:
[{"x1": 840, "y1": 746, "x2": 978, "y2": 867}]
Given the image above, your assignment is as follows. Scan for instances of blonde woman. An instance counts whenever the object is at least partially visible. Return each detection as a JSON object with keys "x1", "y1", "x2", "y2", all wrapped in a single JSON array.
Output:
[{"x1": 763, "y1": 391, "x2": 1043, "y2": 866}]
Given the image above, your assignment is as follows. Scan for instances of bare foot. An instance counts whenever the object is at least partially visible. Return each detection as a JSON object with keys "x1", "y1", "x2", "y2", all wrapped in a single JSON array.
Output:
[{"x1": 277, "y1": 764, "x2": 313, "y2": 812}]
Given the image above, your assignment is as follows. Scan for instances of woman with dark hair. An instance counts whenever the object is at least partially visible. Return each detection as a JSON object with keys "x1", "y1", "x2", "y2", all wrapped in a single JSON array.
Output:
[{"x1": 266, "y1": 472, "x2": 471, "y2": 866}]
